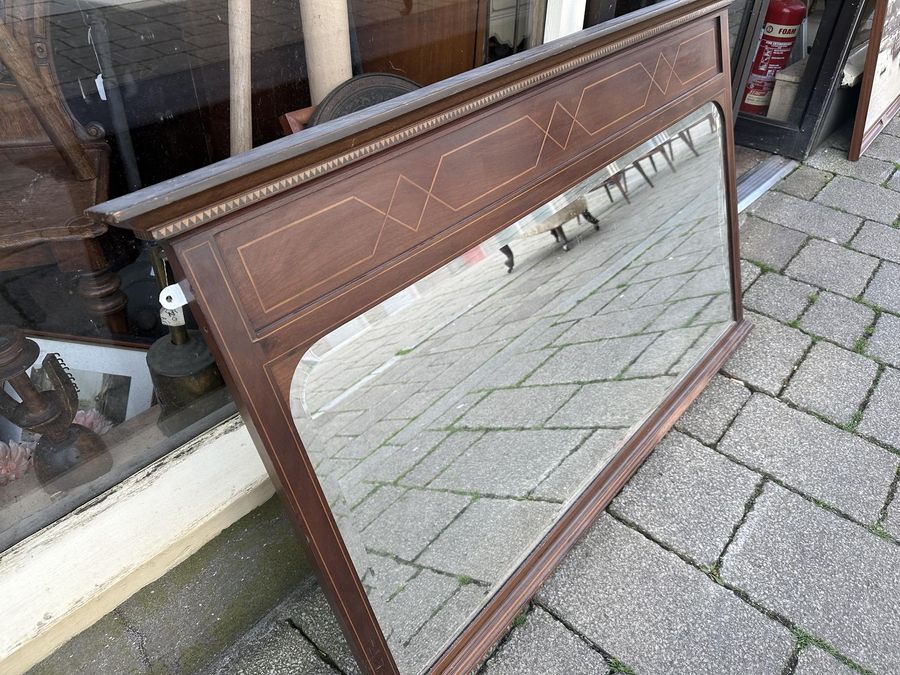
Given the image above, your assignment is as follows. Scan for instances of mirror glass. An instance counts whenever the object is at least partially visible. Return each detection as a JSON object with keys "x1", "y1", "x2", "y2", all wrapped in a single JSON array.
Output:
[{"x1": 291, "y1": 103, "x2": 732, "y2": 673}]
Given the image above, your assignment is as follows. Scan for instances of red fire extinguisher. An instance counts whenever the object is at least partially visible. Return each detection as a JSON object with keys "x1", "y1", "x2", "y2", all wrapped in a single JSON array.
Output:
[{"x1": 740, "y1": 0, "x2": 807, "y2": 115}]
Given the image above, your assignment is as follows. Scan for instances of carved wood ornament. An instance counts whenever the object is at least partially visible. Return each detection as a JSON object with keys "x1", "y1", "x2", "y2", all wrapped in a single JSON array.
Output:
[{"x1": 89, "y1": 2, "x2": 748, "y2": 672}]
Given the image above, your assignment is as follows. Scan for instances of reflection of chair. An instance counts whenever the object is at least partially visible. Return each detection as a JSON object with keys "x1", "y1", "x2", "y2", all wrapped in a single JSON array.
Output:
[{"x1": 0, "y1": 4, "x2": 127, "y2": 334}]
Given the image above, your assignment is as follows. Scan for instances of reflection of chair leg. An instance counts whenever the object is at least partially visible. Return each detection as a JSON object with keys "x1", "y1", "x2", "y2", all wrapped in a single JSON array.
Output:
[
  {"x1": 648, "y1": 154, "x2": 658, "y2": 173},
  {"x1": 581, "y1": 209, "x2": 600, "y2": 230},
  {"x1": 612, "y1": 174, "x2": 630, "y2": 204},
  {"x1": 659, "y1": 147, "x2": 677, "y2": 173},
  {"x1": 553, "y1": 225, "x2": 570, "y2": 251},
  {"x1": 633, "y1": 160, "x2": 654, "y2": 188},
  {"x1": 679, "y1": 129, "x2": 700, "y2": 156},
  {"x1": 603, "y1": 183, "x2": 614, "y2": 203},
  {"x1": 499, "y1": 244, "x2": 514, "y2": 273}
]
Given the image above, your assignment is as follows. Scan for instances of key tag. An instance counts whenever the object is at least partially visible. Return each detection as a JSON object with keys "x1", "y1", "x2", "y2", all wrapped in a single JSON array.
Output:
[
  {"x1": 94, "y1": 73, "x2": 107, "y2": 101},
  {"x1": 160, "y1": 306, "x2": 185, "y2": 327},
  {"x1": 87, "y1": 26, "x2": 107, "y2": 101}
]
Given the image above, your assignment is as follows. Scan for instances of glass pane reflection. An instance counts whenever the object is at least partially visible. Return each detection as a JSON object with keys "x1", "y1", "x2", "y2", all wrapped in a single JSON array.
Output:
[{"x1": 291, "y1": 103, "x2": 732, "y2": 673}]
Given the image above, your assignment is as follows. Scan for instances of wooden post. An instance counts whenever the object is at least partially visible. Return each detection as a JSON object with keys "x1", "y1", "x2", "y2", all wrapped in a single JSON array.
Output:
[
  {"x1": 298, "y1": 0, "x2": 353, "y2": 105},
  {"x1": 229, "y1": 0, "x2": 252, "y2": 155}
]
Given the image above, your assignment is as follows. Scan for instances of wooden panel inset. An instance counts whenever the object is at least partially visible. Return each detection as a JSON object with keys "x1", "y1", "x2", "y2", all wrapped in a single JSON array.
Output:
[{"x1": 212, "y1": 16, "x2": 722, "y2": 334}]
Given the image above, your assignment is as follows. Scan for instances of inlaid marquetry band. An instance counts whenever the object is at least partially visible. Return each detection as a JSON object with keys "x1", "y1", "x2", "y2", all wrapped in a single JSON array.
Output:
[{"x1": 147, "y1": 0, "x2": 729, "y2": 241}]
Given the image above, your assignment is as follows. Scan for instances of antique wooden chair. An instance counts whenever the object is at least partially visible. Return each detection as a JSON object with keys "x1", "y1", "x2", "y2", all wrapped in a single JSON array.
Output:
[{"x1": 0, "y1": 3, "x2": 127, "y2": 334}]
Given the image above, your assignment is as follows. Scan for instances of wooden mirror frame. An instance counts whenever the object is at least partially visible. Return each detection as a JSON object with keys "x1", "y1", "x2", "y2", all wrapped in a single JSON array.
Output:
[{"x1": 88, "y1": 1, "x2": 747, "y2": 672}]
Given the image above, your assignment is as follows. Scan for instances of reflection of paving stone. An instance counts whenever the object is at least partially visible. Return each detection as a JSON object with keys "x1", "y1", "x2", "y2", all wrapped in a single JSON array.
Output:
[
  {"x1": 721, "y1": 313, "x2": 811, "y2": 396},
  {"x1": 629, "y1": 253, "x2": 707, "y2": 283},
  {"x1": 378, "y1": 570, "x2": 459, "y2": 644},
  {"x1": 799, "y1": 292, "x2": 874, "y2": 349},
  {"x1": 364, "y1": 431, "x2": 448, "y2": 483},
  {"x1": 633, "y1": 272, "x2": 692, "y2": 307},
  {"x1": 457, "y1": 385, "x2": 577, "y2": 429},
  {"x1": 815, "y1": 175, "x2": 900, "y2": 224},
  {"x1": 644, "y1": 296, "x2": 710, "y2": 331},
  {"x1": 776, "y1": 165, "x2": 832, "y2": 200},
  {"x1": 602, "y1": 279, "x2": 659, "y2": 312},
  {"x1": 539, "y1": 516, "x2": 793, "y2": 674},
  {"x1": 623, "y1": 326, "x2": 705, "y2": 378},
  {"x1": 351, "y1": 485, "x2": 406, "y2": 530},
  {"x1": 400, "y1": 431, "x2": 483, "y2": 486},
  {"x1": 419, "y1": 498, "x2": 559, "y2": 582},
  {"x1": 562, "y1": 288, "x2": 619, "y2": 321},
  {"x1": 482, "y1": 607, "x2": 608, "y2": 675},
  {"x1": 363, "y1": 490, "x2": 470, "y2": 560},
  {"x1": 335, "y1": 419, "x2": 411, "y2": 460},
  {"x1": 858, "y1": 368, "x2": 900, "y2": 449},
  {"x1": 850, "y1": 221, "x2": 900, "y2": 264},
  {"x1": 557, "y1": 306, "x2": 661, "y2": 343},
  {"x1": 786, "y1": 239, "x2": 879, "y2": 298},
  {"x1": 430, "y1": 430, "x2": 586, "y2": 497},
  {"x1": 610, "y1": 431, "x2": 759, "y2": 566},
  {"x1": 742, "y1": 273, "x2": 815, "y2": 323},
  {"x1": 867, "y1": 312, "x2": 900, "y2": 368},
  {"x1": 794, "y1": 647, "x2": 856, "y2": 675},
  {"x1": 549, "y1": 377, "x2": 676, "y2": 428},
  {"x1": 721, "y1": 485, "x2": 900, "y2": 673},
  {"x1": 526, "y1": 334, "x2": 656, "y2": 384},
  {"x1": 739, "y1": 216, "x2": 808, "y2": 271},
  {"x1": 472, "y1": 349, "x2": 555, "y2": 389},
  {"x1": 675, "y1": 374, "x2": 751, "y2": 445},
  {"x1": 426, "y1": 392, "x2": 485, "y2": 430},
  {"x1": 748, "y1": 191, "x2": 860, "y2": 244},
  {"x1": 395, "y1": 583, "x2": 487, "y2": 673},
  {"x1": 863, "y1": 261, "x2": 900, "y2": 313},
  {"x1": 532, "y1": 428, "x2": 623, "y2": 501},
  {"x1": 668, "y1": 266, "x2": 728, "y2": 301},
  {"x1": 782, "y1": 342, "x2": 878, "y2": 425},
  {"x1": 719, "y1": 394, "x2": 898, "y2": 521}
]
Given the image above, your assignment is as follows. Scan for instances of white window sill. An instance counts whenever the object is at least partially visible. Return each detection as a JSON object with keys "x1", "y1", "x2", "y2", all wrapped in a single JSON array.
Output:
[{"x1": 0, "y1": 417, "x2": 273, "y2": 674}]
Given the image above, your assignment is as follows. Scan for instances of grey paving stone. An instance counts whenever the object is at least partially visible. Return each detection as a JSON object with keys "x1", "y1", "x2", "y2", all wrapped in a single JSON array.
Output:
[
  {"x1": 721, "y1": 312, "x2": 811, "y2": 396},
  {"x1": 481, "y1": 607, "x2": 609, "y2": 675},
  {"x1": 719, "y1": 394, "x2": 898, "y2": 522},
  {"x1": 430, "y1": 429, "x2": 587, "y2": 497},
  {"x1": 419, "y1": 498, "x2": 559, "y2": 582},
  {"x1": 864, "y1": 131, "x2": 900, "y2": 164},
  {"x1": 868, "y1": 312, "x2": 900, "y2": 368},
  {"x1": 806, "y1": 145, "x2": 894, "y2": 184},
  {"x1": 538, "y1": 515, "x2": 793, "y2": 675},
  {"x1": 28, "y1": 612, "x2": 148, "y2": 675},
  {"x1": 457, "y1": 385, "x2": 577, "y2": 429},
  {"x1": 816, "y1": 175, "x2": 900, "y2": 224},
  {"x1": 623, "y1": 326, "x2": 706, "y2": 377},
  {"x1": 720, "y1": 485, "x2": 900, "y2": 673},
  {"x1": 799, "y1": 292, "x2": 875, "y2": 350},
  {"x1": 739, "y1": 216, "x2": 808, "y2": 271},
  {"x1": 549, "y1": 376, "x2": 676, "y2": 428},
  {"x1": 858, "y1": 367, "x2": 900, "y2": 449},
  {"x1": 351, "y1": 485, "x2": 406, "y2": 530},
  {"x1": 531, "y1": 428, "x2": 623, "y2": 501},
  {"x1": 610, "y1": 431, "x2": 759, "y2": 566},
  {"x1": 472, "y1": 349, "x2": 554, "y2": 389},
  {"x1": 667, "y1": 266, "x2": 729, "y2": 301},
  {"x1": 785, "y1": 239, "x2": 878, "y2": 298},
  {"x1": 887, "y1": 494, "x2": 900, "y2": 540},
  {"x1": 794, "y1": 647, "x2": 856, "y2": 675},
  {"x1": 782, "y1": 342, "x2": 878, "y2": 425},
  {"x1": 748, "y1": 191, "x2": 861, "y2": 243},
  {"x1": 850, "y1": 221, "x2": 900, "y2": 264},
  {"x1": 675, "y1": 374, "x2": 751, "y2": 445},
  {"x1": 525, "y1": 334, "x2": 656, "y2": 384},
  {"x1": 864, "y1": 261, "x2": 900, "y2": 313},
  {"x1": 741, "y1": 260, "x2": 761, "y2": 292},
  {"x1": 742, "y1": 273, "x2": 815, "y2": 323},
  {"x1": 777, "y1": 165, "x2": 833, "y2": 199},
  {"x1": 363, "y1": 489, "x2": 470, "y2": 560},
  {"x1": 205, "y1": 620, "x2": 336, "y2": 675}
]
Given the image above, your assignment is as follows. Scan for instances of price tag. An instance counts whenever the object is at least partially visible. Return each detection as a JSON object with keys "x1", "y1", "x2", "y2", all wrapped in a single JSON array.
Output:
[{"x1": 160, "y1": 306, "x2": 185, "y2": 327}]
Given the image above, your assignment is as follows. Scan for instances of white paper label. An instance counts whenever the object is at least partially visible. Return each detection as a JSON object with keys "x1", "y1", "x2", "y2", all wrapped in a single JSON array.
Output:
[
  {"x1": 160, "y1": 306, "x2": 185, "y2": 326},
  {"x1": 95, "y1": 73, "x2": 107, "y2": 101}
]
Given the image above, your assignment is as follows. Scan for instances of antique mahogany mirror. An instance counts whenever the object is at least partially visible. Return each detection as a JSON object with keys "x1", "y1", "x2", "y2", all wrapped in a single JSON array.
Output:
[{"x1": 88, "y1": 1, "x2": 747, "y2": 672}]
